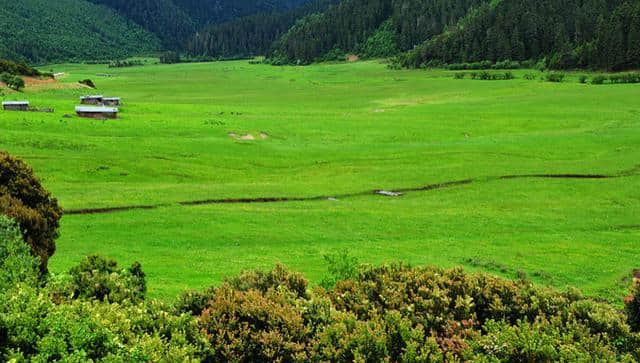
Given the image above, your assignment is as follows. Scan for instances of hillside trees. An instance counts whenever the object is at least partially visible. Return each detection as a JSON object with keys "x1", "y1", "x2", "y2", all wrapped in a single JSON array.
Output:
[
  {"x1": 0, "y1": 152, "x2": 63, "y2": 272},
  {"x1": 268, "y1": 0, "x2": 489, "y2": 64},
  {"x1": 397, "y1": 0, "x2": 640, "y2": 70},
  {"x1": 186, "y1": 0, "x2": 338, "y2": 59},
  {"x1": 0, "y1": 0, "x2": 160, "y2": 63}
]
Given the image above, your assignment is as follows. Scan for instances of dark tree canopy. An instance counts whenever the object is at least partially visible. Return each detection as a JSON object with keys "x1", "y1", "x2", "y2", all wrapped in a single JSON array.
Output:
[{"x1": 0, "y1": 151, "x2": 63, "y2": 273}]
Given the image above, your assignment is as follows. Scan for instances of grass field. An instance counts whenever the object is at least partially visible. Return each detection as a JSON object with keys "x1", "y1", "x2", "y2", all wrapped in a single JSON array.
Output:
[{"x1": 1, "y1": 60, "x2": 639, "y2": 301}]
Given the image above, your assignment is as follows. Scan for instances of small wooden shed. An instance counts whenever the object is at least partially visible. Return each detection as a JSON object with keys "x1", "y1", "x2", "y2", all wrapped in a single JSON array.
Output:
[
  {"x1": 103, "y1": 97, "x2": 121, "y2": 106},
  {"x1": 80, "y1": 95, "x2": 103, "y2": 105},
  {"x1": 75, "y1": 106, "x2": 118, "y2": 119},
  {"x1": 2, "y1": 101, "x2": 29, "y2": 111}
]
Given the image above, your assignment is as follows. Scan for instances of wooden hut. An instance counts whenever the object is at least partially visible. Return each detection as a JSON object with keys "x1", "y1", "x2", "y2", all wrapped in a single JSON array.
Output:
[
  {"x1": 80, "y1": 95, "x2": 103, "y2": 105},
  {"x1": 75, "y1": 106, "x2": 118, "y2": 119},
  {"x1": 103, "y1": 97, "x2": 121, "y2": 106},
  {"x1": 2, "y1": 101, "x2": 29, "y2": 111}
]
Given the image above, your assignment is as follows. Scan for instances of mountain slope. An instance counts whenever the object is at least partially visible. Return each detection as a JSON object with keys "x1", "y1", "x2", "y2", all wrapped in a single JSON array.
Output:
[
  {"x1": 397, "y1": 0, "x2": 640, "y2": 70},
  {"x1": 186, "y1": 0, "x2": 338, "y2": 59},
  {"x1": 0, "y1": 0, "x2": 161, "y2": 63},
  {"x1": 269, "y1": 0, "x2": 487, "y2": 64},
  {"x1": 89, "y1": 0, "x2": 311, "y2": 49}
]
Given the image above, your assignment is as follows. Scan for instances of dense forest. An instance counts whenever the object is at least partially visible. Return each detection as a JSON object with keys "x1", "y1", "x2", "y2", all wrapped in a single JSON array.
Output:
[
  {"x1": 89, "y1": 0, "x2": 311, "y2": 49},
  {"x1": 0, "y1": 0, "x2": 160, "y2": 64},
  {"x1": 186, "y1": 0, "x2": 339, "y2": 59},
  {"x1": 1, "y1": 0, "x2": 638, "y2": 70},
  {"x1": 397, "y1": 0, "x2": 640, "y2": 71},
  {"x1": 268, "y1": 0, "x2": 487, "y2": 64}
]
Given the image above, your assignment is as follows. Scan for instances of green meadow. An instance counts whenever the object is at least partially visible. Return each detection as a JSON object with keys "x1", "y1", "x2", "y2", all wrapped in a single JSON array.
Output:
[{"x1": 1, "y1": 60, "x2": 638, "y2": 301}]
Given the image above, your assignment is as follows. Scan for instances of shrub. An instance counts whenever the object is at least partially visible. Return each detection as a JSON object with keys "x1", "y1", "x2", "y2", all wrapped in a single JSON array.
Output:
[
  {"x1": 226, "y1": 263, "x2": 308, "y2": 299},
  {"x1": 453, "y1": 72, "x2": 466, "y2": 79},
  {"x1": 503, "y1": 71, "x2": 515, "y2": 80},
  {"x1": 0, "y1": 216, "x2": 40, "y2": 290},
  {"x1": 493, "y1": 60, "x2": 521, "y2": 69},
  {"x1": 0, "y1": 151, "x2": 63, "y2": 273},
  {"x1": 592, "y1": 75, "x2": 607, "y2": 84},
  {"x1": 79, "y1": 79, "x2": 96, "y2": 89},
  {"x1": 579, "y1": 75, "x2": 589, "y2": 83},
  {"x1": 60, "y1": 255, "x2": 147, "y2": 303},
  {"x1": 626, "y1": 279, "x2": 640, "y2": 331},
  {"x1": 523, "y1": 73, "x2": 537, "y2": 80},
  {"x1": 320, "y1": 249, "x2": 360, "y2": 289},
  {"x1": 198, "y1": 286, "x2": 311, "y2": 362},
  {"x1": 545, "y1": 73, "x2": 565, "y2": 82},
  {"x1": 1, "y1": 73, "x2": 25, "y2": 91}
]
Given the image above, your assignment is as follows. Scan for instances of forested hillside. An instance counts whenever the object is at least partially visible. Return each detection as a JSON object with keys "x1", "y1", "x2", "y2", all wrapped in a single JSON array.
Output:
[
  {"x1": 269, "y1": 0, "x2": 487, "y2": 64},
  {"x1": 186, "y1": 0, "x2": 339, "y2": 59},
  {"x1": 267, "y1": 0, "x2": 640, "y2": 70},
  {"x1": 89, "y1": 0, "x2": 311, "y2": 49},
  {"x1": 0, "y1": 0, "x2": 160, "y2": 63},
  {"x1": 398, "y1": 0, "x2": 640, "y2": 71}
]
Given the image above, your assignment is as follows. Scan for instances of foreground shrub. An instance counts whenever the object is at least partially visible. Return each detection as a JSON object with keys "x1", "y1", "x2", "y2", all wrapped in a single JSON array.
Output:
[
  {"x1": 626, "y1": 279, "x2": 640, "y2": 332},
  {"x1": 0, "y1": 215, "x2": 40, "y2": 289},
  {"x1": 592, "y1": 75, "x2": 607, "y2": 84},
  {"x1": 51, "y1": 254, "x2": 147, "y2": 304},
  {"x1": 0, "y1": 151, "x2": 63, "y2": 272},
  {"x1": 0, "y1": 285, "x2": 207, "y2": 362}
]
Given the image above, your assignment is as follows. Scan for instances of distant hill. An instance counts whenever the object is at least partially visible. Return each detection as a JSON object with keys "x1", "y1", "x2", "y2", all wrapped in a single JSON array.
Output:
[
  {"x1": 267, "y1": 0, "x2": 640, "y2": 70},
  {"x1": 398, "y1": 0, "x2": 640, "y2": 71},
  {"x1": 268, "y1": 0, "x2": 486, "y2": 64},
  {"x1": 186, "y1": 0, "x2": 339, "y2": 59},
  {"x1": 88, "y1": 0, "x2": 311, "y2": 49},
  {"x1": 0, "y1": 0, "x2": 161, "y2": 64}
]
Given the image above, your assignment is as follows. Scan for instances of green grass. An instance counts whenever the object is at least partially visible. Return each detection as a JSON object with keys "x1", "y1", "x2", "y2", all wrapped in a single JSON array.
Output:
[{"x1": 1, "y1": 61, "x2": 639, "y2": 301}]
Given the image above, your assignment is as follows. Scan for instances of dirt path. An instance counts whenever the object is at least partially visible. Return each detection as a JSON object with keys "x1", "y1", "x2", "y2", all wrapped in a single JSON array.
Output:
[{"x1": 63, "y1": 167, "x2": 639, "y2": 216}]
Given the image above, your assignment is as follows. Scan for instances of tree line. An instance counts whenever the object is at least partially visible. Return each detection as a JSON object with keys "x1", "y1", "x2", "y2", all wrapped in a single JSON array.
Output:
[
  {"x1": 0, "y1": 0, "x2": 160, "y2": 64},
  {"x1": 186, "y1": 0, "x2": 338, "y2": 59},
  {"x1": 396, "y1": 0, "x2": 640, "y2": 71},
  {"x1": 267, "y1": 0, "x2": 488, "y2": 64},
  {"x1": 88, "y1": 0, "x2": 311, "y2": 50}
]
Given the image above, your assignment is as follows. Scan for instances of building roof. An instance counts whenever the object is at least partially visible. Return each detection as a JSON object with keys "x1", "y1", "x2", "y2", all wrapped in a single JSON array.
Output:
[
  {"x1": 75, "y1": 106, "x2": 118, "y2": 113},
  {"x1": 2, "y1": 101, "x2": 29, "y2": 105},
  {"x1": 103, "y1": 97, "x2": 121, "y2": 101},
  {"x1": 80, "y1": 95, "x2": 103, "y2": 99}
]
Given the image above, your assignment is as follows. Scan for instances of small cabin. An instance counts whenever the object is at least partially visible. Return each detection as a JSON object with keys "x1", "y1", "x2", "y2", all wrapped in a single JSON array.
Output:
[
  {"x1": 103, "y1": 97, "x2": 121, "y2": 106},
  {"x1": 80, "y1": 95, "x2": 103, "y2": 105},
  {"x1": 2, "y1": 101, "x2": 29, "y2": 111},
  {"x1": 75, "y1": 106, "x2": 118, "y2": 119}
]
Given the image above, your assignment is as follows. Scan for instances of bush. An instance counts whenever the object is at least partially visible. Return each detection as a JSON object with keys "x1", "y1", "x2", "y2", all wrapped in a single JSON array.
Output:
[
  {"x1": 0, "y1": 216, "x2": 40, "y2": 290},
  {"x1": 453, "y1": 72, "x2": 466, "y2": 79},
  {"x1": 0, "y1": 151, "x2": 63, "y2": 273},
  {"x1": 57, "y1": 255, "x2": 147, "y2": 304},
  {"x1": 79, "y1": 79, "x2": 96, "y2": 89},
  {"x1": 493, "y1": 60, "x2": 521, "y2": 69},
  {"x1": 579, "y1": 75, "x2": 589, "y2": 83},
  {"x1": 545, "y1": 72, "x2": 565, "y2": 82},
  {"x1": 592, "y1": 75, "x2": 607, "y2": 84},
  {"x1": 523, "y1": 73, "x2": 537, "y2": 80},
  {"x1": 4, "y1": 260, "x2": 640, "y2": 361},
  {"x1": 626, "y1": 279, "x2": 640, "y2": 331},
  {"x1": 319, "y1": 249, "x2": 360, "y2": 289},
  {"x1": 0, "y1": 72, "x2": 25, "y2": 91}
]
